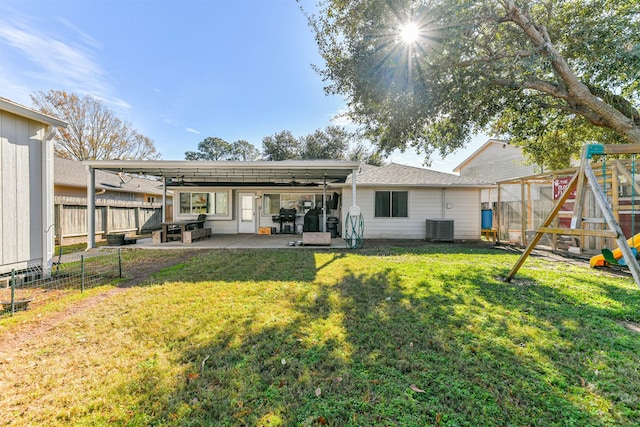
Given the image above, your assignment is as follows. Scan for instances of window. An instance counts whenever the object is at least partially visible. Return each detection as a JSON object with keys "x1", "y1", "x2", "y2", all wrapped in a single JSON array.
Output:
[
  {"x1": 146, "y1": 196, "x2": 156, "y2": 203},
  {"x1": 375, "y1": 191, "x2": 408, "y2": 217},
  {"x1": 179, "y1": 191, "x2": 229, "y2": 216},
  {"x1": 263, "y1": 193, "x2": 322, "y2": 215},
  {"x1": 263, "y1": 194, "x2": 281, "y2": 215}
]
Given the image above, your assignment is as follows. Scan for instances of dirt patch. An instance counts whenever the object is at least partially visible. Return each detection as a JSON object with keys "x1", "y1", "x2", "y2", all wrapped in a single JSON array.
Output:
[
  {"x1": 622, "y1": 321, "x2": 640, "y2": 333},
  {"x1": 120, "y1": 249, "x2": 208, "y2": 287},
  {"x1": 0, "y1": 249, "x2": 206, "y2": 354}
]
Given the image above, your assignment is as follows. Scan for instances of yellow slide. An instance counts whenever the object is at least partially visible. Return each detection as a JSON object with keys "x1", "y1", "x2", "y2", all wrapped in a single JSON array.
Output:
[{"x1": 590, "y1": 233, "x2": 640, "y2": 268}]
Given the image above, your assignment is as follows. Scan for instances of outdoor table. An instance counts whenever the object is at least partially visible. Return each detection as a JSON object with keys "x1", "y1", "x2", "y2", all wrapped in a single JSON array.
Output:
[{"x1": 161, "y1": 220, "x2": 204, "y2": 243}]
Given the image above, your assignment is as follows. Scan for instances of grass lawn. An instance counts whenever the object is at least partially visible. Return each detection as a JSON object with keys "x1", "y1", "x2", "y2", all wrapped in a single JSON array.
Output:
[{"x1": 2, "y1": 244, "x2": 640, "y2": 426}]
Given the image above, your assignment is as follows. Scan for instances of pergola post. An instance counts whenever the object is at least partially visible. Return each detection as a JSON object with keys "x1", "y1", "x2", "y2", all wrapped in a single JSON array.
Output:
[
  {"x1": 162, "y1": 177, "x2": 167, "y2": 223},
  {"x1": 322, "y1": 176, "x2": 327, "y2": 232},
  {"x1": 352, "y1": 168, "x2": 357, "y2": 207}
]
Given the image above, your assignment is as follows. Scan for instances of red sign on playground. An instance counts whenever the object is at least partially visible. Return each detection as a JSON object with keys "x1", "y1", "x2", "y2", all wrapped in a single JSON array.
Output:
[{"x1": 553, "y1": 177, "x2": 576, "y2": 200}]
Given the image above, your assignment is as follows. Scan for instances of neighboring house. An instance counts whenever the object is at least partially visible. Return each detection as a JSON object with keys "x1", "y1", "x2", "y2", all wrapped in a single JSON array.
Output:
[
  {"x1": 454, "y1": 139, "x2": 540, "y2": 235},
  {"x1": 342, "y1": 163, "x2": 495, "y2": 240},
  {"x1": 54, "y1": 157, "x2": 171, "y2": 244},
  {"x1": 453, "y1": 139, "x2": 538, "y2": 182},
  {"x1": 0, "y1": 98, "x2": 67, "y2": 275},
  {"x1": 453, "y1": 139, "x2": 580, "y2": 244}
]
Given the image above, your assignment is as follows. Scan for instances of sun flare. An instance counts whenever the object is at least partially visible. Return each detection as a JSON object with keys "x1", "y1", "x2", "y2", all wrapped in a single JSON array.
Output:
[{"x1": 399, "y1": 22, "x2": 420, "y2": 44}]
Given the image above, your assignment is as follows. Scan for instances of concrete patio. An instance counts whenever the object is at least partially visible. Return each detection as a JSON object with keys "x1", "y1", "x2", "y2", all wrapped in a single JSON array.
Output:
[{"x1": 127, "y1": 233, "x2": 348, "y2": 250}]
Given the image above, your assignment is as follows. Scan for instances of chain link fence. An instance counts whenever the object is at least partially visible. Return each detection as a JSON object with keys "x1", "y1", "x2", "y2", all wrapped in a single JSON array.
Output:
[{"x1": 0, "y1": 250, "x2": 122, "y2": 317}]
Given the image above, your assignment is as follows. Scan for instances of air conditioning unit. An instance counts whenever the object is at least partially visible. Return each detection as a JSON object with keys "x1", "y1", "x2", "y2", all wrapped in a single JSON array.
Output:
[{"x1": 425, "y1": 219, "x2": 454, "y2": 242}]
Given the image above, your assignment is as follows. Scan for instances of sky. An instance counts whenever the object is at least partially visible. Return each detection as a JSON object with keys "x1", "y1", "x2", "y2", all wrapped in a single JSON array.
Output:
[{"x1": 0, "y1": 0, "x2": 487, "y2": 173}]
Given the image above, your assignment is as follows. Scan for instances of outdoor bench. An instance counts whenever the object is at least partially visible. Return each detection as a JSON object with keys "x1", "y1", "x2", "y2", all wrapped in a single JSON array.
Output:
[{"x1": 183, "y1": 227, "x2": 212, "y2": 244}]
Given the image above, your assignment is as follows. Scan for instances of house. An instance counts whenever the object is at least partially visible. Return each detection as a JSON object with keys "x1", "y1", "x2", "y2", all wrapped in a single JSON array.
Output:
[
  {"x1": 0, "y1": 98, "x2": 67, "y2": 275},
  {"x1": 453, "y1": 139, "x2": 538, "y2": 182},
  {"x1": 82, "y1": 160, "x2": 359, "y2": 247},
  {"x1": 83, "y1": 160, "x2": 495, "y2": 245},
  {"x1": 454, "y1": 139, "x2": 582, "y2": 245},
  {"x1": 342, "y1": 163, "x2": 495, "y2": 240},
  {"x1": 453, "y1": 139, "x2": 540, "y2": 236},
  {"x1": 54, "y1": 157, "x2": 171, "y2": 244}
]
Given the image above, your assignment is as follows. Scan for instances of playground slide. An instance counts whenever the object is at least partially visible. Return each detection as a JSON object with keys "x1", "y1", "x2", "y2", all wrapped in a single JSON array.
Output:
[{"x1": 590, "y1": 233, "x2": 640, "y2": 268}]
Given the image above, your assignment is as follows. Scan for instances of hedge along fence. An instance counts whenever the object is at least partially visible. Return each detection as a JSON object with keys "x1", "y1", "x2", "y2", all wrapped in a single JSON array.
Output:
[
  {"x1": 54, "y1": 196, "x2": 163, "y2": 244},
  {"x1": 0, "y1": 250, "x2": 122, "y2": 317}
]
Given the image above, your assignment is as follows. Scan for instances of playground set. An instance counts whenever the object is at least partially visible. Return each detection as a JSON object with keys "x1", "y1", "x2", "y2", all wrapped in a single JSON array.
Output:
[{"x1": 506, "y1": 144, "x2": 640, "y2": 288}]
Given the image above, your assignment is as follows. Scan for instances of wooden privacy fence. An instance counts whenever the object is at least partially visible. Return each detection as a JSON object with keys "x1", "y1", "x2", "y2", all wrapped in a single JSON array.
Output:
[{"x1": 54, "y1": 196, "x2": 162, "y2": 244}]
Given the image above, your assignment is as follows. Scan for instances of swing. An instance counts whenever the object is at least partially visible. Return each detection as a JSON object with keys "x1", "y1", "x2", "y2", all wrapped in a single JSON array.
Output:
[{"x1": 602, "y1": 155, "x2": 639, "y2": 266}]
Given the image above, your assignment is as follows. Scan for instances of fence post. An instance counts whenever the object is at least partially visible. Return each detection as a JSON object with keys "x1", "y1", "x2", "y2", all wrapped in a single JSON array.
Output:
[
  {"x1": 136, "y1": 206, "x2": 142, "y2": 234},
  {"x1": 104, "y1": 205, "x2": 110, "y2": 236},
  {"x1": 118, "y1": 249, "x2": 122, "y2": 279},
  {"x1": 81, "y1": 255, "x2": 85, "y2": 293},
  {"x1": 10, "y1": 269, "x2": 16, "y2": 316}
]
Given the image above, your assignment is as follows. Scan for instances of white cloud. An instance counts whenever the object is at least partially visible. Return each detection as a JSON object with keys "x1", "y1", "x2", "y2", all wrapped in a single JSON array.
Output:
[
  {"x1": 330, "y1": 107, "x2": 354, "y2": 128},
  {"x1": 0, "y1": 10, "x2": 128, "y2": 110},
  {"x1": 186, "y1": 128, "x2": 200, "y2": 135},
  {"x1": 330, "y1": 105, "x2": 367, "y2": 133},
  {"x1": 54, "y1": 16, "x2": 101, "y2": 50}
]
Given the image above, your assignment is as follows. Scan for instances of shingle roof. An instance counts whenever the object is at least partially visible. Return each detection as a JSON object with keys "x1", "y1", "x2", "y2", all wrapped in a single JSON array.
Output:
[
  {"x1": 346, "y1": 163, "x2": 495, "y2": 187},
  {"x1": 55, "y1": 157, "x2": 166, "y2": 195}
]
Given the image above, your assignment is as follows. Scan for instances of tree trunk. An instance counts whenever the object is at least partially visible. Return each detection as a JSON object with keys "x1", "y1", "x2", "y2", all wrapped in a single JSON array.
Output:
[{"x1": 503, "y1": 0, "x2": 640, "y2": 144}]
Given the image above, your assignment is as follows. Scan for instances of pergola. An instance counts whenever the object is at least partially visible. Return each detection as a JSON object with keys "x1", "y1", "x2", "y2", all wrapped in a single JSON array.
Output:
[{"x1": 82, "y1": 159, "x2": 361, "y2": 248}]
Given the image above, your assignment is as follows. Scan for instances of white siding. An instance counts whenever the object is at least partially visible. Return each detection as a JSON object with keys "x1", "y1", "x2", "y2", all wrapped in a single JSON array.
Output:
[
  {"x1": 0, "y1": 110, "x2": 47, "y2": 273},
  {"x1": 343, "y1": 187, "x2": 482, "y2": 240},
  {"x1": 459, "y1": 143, "x2": 537, "y2": 182},
  {"x1": 1, "y1": 111, "x2": 20, "y2": 268}
]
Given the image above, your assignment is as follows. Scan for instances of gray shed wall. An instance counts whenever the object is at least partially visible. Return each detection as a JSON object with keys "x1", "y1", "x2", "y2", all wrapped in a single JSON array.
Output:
[{"x1": 1, "y1": 110, "x2": 46, "y2": 273}]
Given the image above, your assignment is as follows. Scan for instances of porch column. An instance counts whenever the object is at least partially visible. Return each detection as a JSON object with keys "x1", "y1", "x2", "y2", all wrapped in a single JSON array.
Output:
[
  {"x1": 322, "y1": 176, "x2": 327, "y2": 232},
  {"x1": 86, "y1": 166, "x2": 96, "y2": 249},
  {"x1": 352, "y1": 168, "x2": 357, "y2": 207}
]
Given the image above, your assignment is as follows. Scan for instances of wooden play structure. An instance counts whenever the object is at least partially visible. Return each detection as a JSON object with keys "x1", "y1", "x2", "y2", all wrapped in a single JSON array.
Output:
[{"x1": 507, "y1": 144, "x2": 640, "y2": 288}]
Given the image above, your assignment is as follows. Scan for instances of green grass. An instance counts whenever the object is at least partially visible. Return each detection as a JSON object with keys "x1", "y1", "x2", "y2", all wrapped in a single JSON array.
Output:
[
  {"x1": 54, "y1": 241, "x2": 105, "y2": 255},
  {"x1": 2, "y1": 244, "x2": 640, "y2": 426}
]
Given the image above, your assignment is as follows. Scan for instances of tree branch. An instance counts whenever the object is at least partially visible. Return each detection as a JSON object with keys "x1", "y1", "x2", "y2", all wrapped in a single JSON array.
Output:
[
  {"x1": 585, "y1": 84, "x2": 640, "y2": 125},
  {"x1": 499, "y1": 0, "x2": 640, "y2": 142},
  {"x1": 457, "y1": 50, "x2": 535, "y2": 67},
  {"x1": 536, "y1": 103, "x2": 611, "y2": 127}
]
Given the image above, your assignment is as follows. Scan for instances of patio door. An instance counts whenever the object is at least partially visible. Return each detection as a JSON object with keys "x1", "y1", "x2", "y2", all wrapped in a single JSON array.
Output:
[{"x1": 238, "y1": 193, "x2": 256, "y2": 233}]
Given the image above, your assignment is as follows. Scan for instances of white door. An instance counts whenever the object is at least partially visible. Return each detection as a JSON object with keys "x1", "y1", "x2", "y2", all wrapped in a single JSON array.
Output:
[{"x1": 238, "y1": 193, "x2": 256, "y2": 233}]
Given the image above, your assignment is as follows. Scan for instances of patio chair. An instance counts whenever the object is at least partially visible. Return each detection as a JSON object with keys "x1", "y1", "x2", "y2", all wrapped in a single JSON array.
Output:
[{"x1": 187, "y1": 214, "x2": 207, "y2": 230}]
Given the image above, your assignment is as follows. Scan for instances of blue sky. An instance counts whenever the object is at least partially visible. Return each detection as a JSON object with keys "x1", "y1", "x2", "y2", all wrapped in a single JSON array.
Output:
[{"x1": 0, "y1": 0, "x2": 486, "y2": 173}]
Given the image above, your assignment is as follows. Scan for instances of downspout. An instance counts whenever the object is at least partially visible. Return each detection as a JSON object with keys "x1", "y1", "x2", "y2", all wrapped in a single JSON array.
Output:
[{"x1": 86, "y1": 165, "x2": 96, "y2": 249}]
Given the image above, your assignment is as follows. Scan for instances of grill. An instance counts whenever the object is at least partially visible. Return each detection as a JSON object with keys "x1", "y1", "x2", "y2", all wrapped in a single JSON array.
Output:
[{"x1": 272, "y1": 208, "x2": 297, "y2": 234}]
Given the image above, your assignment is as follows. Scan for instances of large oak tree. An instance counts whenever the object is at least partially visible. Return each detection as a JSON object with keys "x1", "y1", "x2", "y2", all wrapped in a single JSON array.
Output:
[
  {"x1": 306, "y1": 0, "x2": 640, "y2": 167},
  {"x1": 261, "y1": 126, "x2": 378, "y2": 162},
  {"x1": 31, "y1": 90, "x2": 160, "y2": 161},
  {"x1": 185, "y1": 137, "x2": 261, "y2": 161}
]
